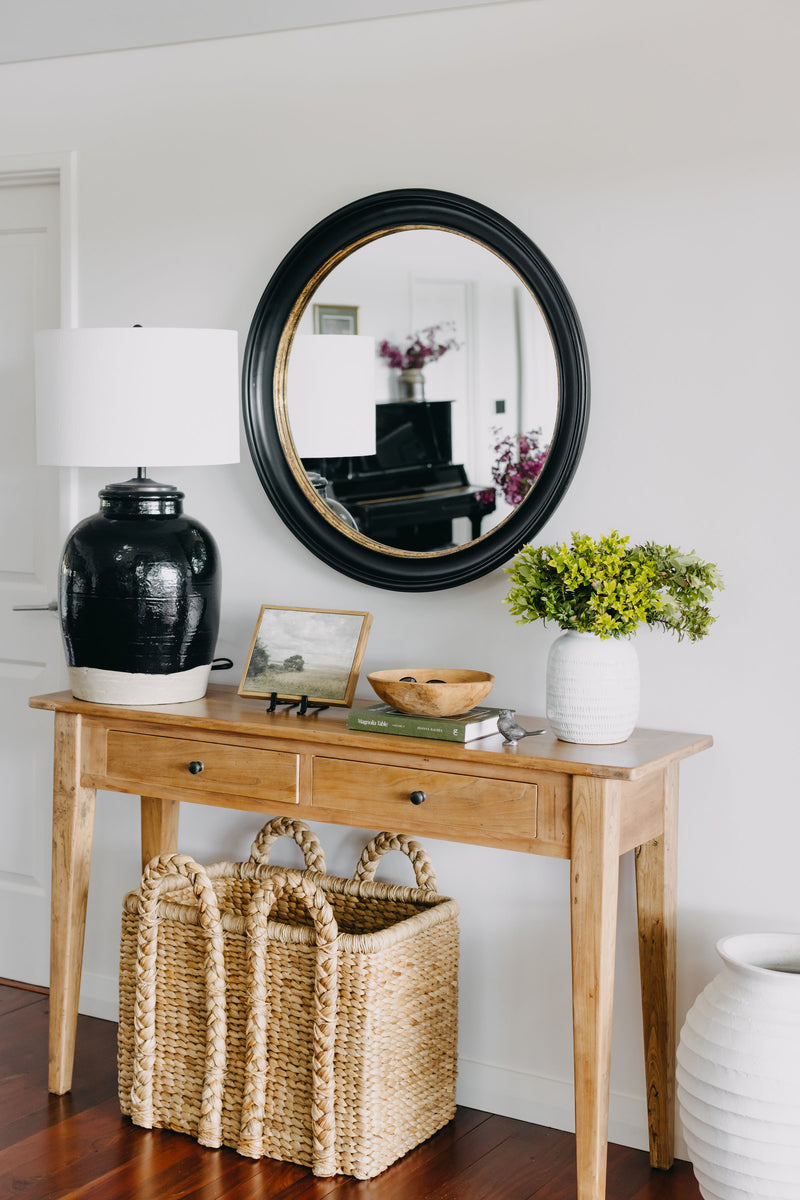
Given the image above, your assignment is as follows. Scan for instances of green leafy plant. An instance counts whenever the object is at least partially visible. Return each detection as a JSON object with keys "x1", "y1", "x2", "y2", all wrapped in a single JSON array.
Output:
[{"x1": 504, "y1": 530, "x2": 723, "y2": 641}]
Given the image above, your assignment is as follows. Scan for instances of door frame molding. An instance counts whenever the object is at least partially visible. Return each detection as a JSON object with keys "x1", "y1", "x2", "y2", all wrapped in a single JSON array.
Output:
[{"x1": 0, "y1": 151, "x2": 79, "y2": 532}]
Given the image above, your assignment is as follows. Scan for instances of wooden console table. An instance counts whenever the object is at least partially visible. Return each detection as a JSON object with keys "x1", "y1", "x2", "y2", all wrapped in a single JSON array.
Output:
[{"x1": 29, "y1": 685, "x2": 711, "y2": 1200}]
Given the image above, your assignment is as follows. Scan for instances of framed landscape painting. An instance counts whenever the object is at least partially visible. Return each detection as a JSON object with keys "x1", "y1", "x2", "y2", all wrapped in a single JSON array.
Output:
[
  {"x1": 239, "y1": 605, "x2": 372, "y2": 706},
  {"x1": 312, "y1": 303, "x2": 359, "y2": 335}
]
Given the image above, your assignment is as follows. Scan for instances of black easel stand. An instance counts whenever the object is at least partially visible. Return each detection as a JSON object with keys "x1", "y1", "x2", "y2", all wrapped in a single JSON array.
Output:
[
  {"x1": 297, "y1": 694, "x2": 329, "y2": 715},
  {"x1": 265, "y1": 692, "x2": 330, "y2": 715}
]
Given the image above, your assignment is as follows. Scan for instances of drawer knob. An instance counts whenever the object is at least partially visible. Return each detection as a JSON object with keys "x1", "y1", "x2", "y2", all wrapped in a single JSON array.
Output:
[
  {"x1": 188, "y1": 760, "x2": 205, "y2": 775},
  {"x1": 409, "y1": 790, "x2": 426, "y2": 806}
]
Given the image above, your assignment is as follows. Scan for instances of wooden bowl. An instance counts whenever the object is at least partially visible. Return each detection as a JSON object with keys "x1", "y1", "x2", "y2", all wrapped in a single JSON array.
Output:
[{"x1": 366, "y1": 668, "x2": 494, "y2": 717}]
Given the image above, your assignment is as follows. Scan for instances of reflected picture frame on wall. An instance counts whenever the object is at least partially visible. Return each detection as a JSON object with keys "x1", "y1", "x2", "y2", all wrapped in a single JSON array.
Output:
[
  {"x1": 313, "y1": 303, "x2": 359, "y2": 334},
  {"x1": 238, "y1": 604, "x2": 373, "y2": 706}
]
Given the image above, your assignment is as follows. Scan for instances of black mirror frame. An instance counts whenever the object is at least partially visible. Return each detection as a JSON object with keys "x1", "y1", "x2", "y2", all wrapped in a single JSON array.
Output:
[{"x1": 242, "y1": 188, "x2": 589, "y2": 592}]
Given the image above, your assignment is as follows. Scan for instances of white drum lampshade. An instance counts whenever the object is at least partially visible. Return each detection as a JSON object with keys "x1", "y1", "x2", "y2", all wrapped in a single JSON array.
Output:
[
  {"x1": 34, "y1": 326, "x2": 240, "y2": 706},
  {"x1": 286, "y1": 334, "x2": 376, "y2": 530},
  {"x1": 35, "y1": 327, "x2": 240, "y2": 467},
  {"x1": 287, "y1": 334, "x2": 377, "y2": 460}
]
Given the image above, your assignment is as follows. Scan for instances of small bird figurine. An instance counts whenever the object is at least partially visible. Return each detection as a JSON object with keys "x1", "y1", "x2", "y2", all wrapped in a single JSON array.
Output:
[{"x1": 497, "y1": 709, "x2": 545, "y2": 746}]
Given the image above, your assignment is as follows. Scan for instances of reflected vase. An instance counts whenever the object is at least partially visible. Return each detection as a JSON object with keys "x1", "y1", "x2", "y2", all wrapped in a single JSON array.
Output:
[
  {"x1": 677, "y1": 933, "x2": 800, "y2": 1199},
  {"x1": 397, "y1": 368, "x2": 425, "y2": 401}
]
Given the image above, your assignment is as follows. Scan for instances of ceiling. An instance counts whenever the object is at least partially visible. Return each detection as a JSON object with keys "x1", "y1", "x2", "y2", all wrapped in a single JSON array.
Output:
[{"x1": 0, "y1": 0, "x2": 517, "y2": 66}]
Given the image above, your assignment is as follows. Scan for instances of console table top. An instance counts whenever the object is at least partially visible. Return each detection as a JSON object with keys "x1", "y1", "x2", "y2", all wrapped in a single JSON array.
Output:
[{"x1": 30, "y1": 683, "x2": 712, "y2": 782}]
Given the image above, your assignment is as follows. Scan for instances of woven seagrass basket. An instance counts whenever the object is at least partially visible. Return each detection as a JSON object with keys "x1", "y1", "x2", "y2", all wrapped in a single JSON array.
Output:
[{"x1": 117, "y1": 817, "x2": 459, "y2": 1179}]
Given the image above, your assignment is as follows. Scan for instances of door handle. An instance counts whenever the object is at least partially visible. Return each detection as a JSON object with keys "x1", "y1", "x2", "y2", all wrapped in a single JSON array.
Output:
[{"x1": 12, "y1": 601, "x2": 58, "y2": 612}]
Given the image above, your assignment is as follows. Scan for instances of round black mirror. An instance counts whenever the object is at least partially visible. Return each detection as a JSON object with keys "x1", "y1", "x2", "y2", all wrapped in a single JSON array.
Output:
[{"x1": 242, "y1": 188, "x2": 589, "y2": 591}]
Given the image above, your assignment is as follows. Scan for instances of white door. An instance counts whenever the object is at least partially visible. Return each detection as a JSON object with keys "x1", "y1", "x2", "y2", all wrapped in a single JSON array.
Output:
[{"x1": 0, "y1": 171, "x2": 70, "y2": 986}]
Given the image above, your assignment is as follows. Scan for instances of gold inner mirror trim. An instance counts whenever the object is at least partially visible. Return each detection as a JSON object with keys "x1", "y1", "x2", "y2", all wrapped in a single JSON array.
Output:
[{"x1": 275, "y1": 224, "x2": 562, "y2": 560}]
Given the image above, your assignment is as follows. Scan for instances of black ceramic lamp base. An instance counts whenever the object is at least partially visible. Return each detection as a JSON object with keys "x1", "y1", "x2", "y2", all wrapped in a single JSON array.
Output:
[
  {"x1": 66, "y1": 662, "x2": 214, "y2": 705},
  {"x1": 60, "y1": 476, "x2": 221, "y2": 705}
]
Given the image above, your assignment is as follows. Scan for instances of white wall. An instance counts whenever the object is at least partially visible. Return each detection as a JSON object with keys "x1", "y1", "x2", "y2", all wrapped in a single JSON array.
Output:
[{"x1": 2, "y1": 0, "x2": 798, "y2": 1157}]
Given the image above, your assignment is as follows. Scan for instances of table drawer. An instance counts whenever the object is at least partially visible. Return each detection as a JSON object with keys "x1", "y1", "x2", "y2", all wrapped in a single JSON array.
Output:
[
  {"x1": 313, "y1": 757, "x2": 537, "y2": 842},
  {"x1": 105, "y1": 731, "x2": 299, "y2": 805}
]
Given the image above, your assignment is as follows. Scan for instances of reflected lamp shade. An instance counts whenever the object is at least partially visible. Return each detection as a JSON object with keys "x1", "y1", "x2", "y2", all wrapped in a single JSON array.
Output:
[
  {"x1": 34, "y1": 327, "x2": 240, "y2": 706},
  {"x1": 287, "y1": 335, "x2": 377, "y2": 459}
]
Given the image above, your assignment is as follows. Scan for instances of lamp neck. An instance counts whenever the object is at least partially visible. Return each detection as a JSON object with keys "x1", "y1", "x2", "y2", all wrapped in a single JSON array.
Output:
[{"x1": 99, "y1": 472, "x2": 185, "y2": 518}]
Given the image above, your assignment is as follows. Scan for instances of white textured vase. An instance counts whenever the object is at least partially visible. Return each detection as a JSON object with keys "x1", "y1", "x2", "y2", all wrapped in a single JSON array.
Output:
[
  {"x1": 677, "y1": 933, "x2": 800, "y2": 1200},
  {"x1": 545, "y1": 630, "x2": 639, "y2": 744}
]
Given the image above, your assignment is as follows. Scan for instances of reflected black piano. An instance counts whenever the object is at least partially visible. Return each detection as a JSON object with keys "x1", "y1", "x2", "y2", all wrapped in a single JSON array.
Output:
[{"x1": 303, "y1": 400, "x2": 496, "y2": 551}]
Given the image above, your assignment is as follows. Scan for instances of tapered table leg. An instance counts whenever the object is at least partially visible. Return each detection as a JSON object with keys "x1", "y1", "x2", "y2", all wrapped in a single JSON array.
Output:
[
  {"x1": 570, "y1": 776, "x2": 621, "y2": 1200},
  {"x1": 635, "y1": 762, "x2": 678, "y2": 1169},
  {"x1": 140, "y1": 795, "x2": 180, "y2": 871},
  {"x1": 49, "y1": 711, "x2": 96, "y2": 1094}
]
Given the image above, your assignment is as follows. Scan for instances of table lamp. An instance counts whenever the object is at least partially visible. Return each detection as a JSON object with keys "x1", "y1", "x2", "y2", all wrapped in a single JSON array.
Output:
[
  {"x1": 34, "y1": 326, "x2": 239, "y2": 705},
  {"x1": 286, "y1": 334, "x2": 376, "y2": 529}
]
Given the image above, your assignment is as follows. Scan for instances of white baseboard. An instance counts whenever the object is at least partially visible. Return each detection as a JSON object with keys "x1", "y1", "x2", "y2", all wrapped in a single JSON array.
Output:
[
  {"x1": 457, "y1": 1056, "x2": 650, "y2": 1153},
  {"x1": 78, "y1": 972, "x2": 119, "y2": 1023}
]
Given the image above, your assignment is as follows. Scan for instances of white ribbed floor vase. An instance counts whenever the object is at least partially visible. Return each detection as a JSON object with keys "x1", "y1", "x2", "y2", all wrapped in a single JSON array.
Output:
[{"x1": 676, "y1": 933, "x2": 800, "y2": 1200}]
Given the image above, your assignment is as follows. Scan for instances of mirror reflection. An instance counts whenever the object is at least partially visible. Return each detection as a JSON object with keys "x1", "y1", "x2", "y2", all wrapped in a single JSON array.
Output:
[{"x1": 286, "y1": 228, "x2": 559, "y2": 553}]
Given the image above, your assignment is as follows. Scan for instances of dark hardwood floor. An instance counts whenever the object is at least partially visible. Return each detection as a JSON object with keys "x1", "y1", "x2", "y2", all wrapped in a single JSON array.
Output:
[{"x1": 0, "y1": 981, "x2": 701, "y2": 1199}]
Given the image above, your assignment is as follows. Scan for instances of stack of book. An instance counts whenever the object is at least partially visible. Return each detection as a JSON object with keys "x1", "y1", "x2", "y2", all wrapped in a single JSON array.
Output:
[{"x1": 346, "y1": 702, "x2": 503, "y2": 743}]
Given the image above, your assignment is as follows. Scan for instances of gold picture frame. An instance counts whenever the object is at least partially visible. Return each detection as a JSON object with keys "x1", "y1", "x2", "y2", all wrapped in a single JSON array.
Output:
[
  {"x1": 239, "y1": 605, "x2": 372, "y2": 706},
  {"x1": 313, "y1": 303, "x2": 359, "y2": 335}
]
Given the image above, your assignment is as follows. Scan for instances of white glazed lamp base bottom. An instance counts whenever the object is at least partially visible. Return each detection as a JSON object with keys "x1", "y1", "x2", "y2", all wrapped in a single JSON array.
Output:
[
  {"x1": 677, "y1": 933, "x2": 800, "y2": 1200},
  {"x1": 68, "y1": 663, "x2": 212, "y2": 705},
  {"x1": 545, "y1": 630, "x2": 639, "y2": 744}
]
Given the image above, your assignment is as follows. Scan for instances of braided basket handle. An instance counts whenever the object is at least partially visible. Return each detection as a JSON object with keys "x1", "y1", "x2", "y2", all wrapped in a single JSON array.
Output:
[
  {"x1": 248, "y1": 816, "x2": 326, "y2": 873},
  {"x1": 237, "y1": 865, "x2": 339, "y2": 1177},
  {"x1": 130, "y1": 854, "x2": 227, "y2": 1149},
  {"x1": 354, "y1": 832, "x2": 438, "y2": 892}
]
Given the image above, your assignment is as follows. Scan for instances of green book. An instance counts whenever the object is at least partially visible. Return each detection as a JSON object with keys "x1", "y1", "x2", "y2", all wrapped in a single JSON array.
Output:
[{"x1": 347, "y1": 703, "x2": 503, "y2": 743}]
